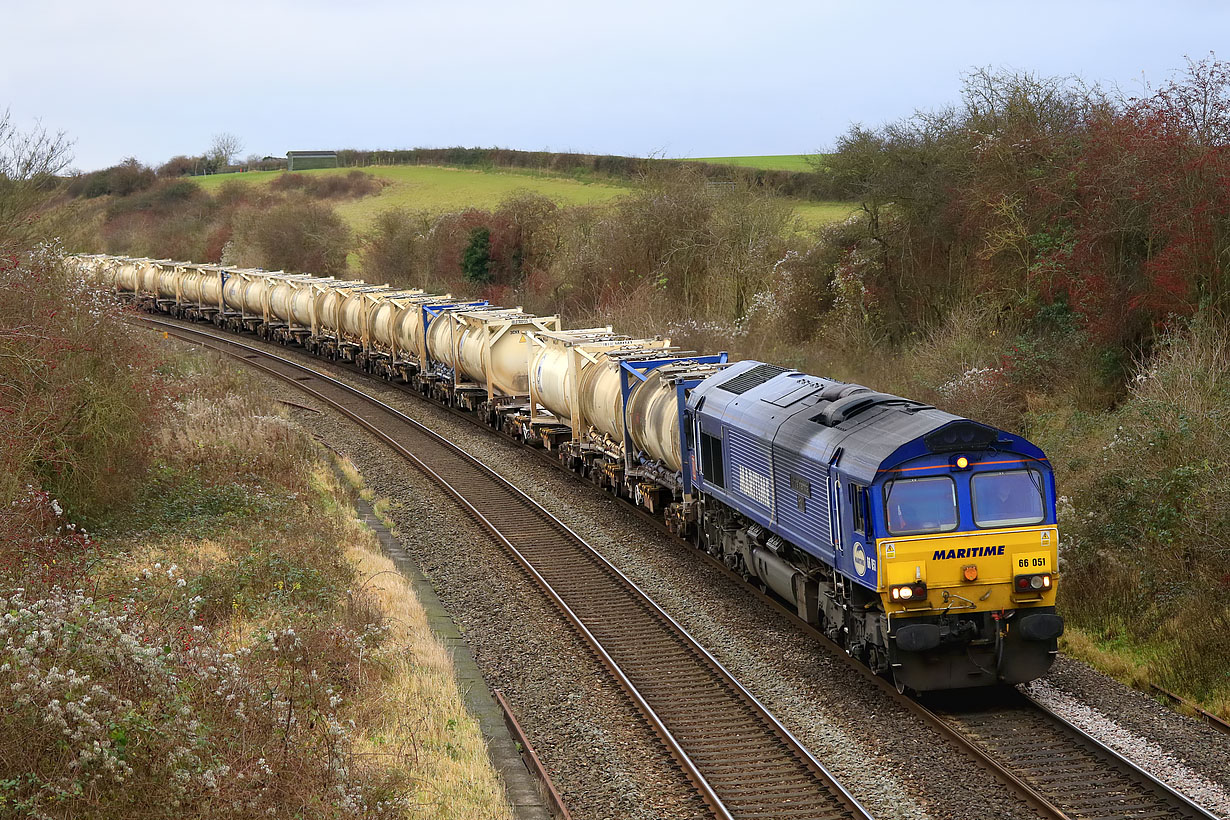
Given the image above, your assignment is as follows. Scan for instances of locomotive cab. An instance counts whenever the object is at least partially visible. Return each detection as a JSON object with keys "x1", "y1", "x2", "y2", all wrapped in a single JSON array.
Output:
[{"x1": 869, "y1": 421, "x2": 1064, "y2": 692}]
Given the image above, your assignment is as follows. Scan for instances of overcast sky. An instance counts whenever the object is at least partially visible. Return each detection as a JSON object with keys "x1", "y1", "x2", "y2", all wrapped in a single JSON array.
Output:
[{"x1": 4, "y1": 0, "x2": 1228, "y2": 172}]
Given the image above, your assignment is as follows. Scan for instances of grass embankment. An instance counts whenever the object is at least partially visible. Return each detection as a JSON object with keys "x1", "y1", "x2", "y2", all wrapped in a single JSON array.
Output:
[
  {"x1": 793, "y1": 199, "x2": 856, "y2": 226},
  {"x1": 0, "y1": 251, "x2": 512, "y2": 819}
]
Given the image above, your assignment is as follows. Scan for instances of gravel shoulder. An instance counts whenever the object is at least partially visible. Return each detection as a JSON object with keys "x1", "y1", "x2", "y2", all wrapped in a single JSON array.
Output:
[{"x1": 181, "y1": 330, "x2": 1229, "y2": 819}]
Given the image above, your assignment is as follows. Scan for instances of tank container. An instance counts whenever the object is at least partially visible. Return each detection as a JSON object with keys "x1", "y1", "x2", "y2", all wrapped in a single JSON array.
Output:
[{"x1": 427, "y1": 309, "x2": 560, "y2": 396}]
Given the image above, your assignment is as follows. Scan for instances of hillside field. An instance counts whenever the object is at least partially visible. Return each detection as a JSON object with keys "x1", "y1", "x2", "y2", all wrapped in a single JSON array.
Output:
[
  {"x1": 193, "y1": 164, "x2": 854, "y2": 231},
  {"x1": 194, "y1": 165, "x2": 629, "y2": 232},
  {"x1": 686, "y1": 154, "x2": 824, "y2": 172}
]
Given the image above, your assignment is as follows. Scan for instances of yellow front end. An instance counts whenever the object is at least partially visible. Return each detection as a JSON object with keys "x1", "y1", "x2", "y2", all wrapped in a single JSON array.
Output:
[{"x1": 879, "y1": 525, "x2": 1059, "y2": 615}]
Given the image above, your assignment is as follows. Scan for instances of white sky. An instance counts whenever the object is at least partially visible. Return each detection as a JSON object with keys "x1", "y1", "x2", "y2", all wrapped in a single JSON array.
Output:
[{"x1": 3, "y1": 0, "x2": 1228, "y2": 171}]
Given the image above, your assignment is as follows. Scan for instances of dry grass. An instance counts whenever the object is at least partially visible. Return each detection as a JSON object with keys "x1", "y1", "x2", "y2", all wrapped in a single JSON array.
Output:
[
  {"x1": 347, "y1": 523, "x2": 513, "y2": 820},
  {"x1": 371, "y1": 496, "x2": 400, "y2": 533},
  {"x1": 322, "y1": 454, "x2": 514, "y2": 816},
  {"x1": 325, "y1": 454, "x2": 511, "y2": 818},
  {"x1": 334, "y1": 456, "x2": 366, "y2": 495}
]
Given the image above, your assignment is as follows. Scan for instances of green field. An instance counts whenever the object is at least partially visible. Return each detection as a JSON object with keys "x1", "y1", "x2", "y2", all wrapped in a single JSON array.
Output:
[
  {"x1": 193, "y1": 163, "x2": 852, "y2": 231},
  {"x1": 685, "y1": 154, "x2": 824, "y2": 172},
  {"x1": 794, "y1": 200, "x2": 857, "y2": 226},
  {"x1": 193, "y1": 165, "x2": 630, "y2": 232}
]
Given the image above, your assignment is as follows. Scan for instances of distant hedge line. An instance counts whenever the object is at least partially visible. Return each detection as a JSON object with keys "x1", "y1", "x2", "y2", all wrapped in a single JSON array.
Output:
[{"x1": 332, "y1": 147, "x2": 840, "y2": 200}]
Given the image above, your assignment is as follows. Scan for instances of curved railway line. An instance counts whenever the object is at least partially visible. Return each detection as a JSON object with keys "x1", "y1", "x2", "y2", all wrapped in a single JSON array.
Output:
[
  {"x1": 141, "y1": 317, "x2": 872, "y2": 820},
  {"x1": 140, "y1": 314, "x2": 1223, "y2": 820}
]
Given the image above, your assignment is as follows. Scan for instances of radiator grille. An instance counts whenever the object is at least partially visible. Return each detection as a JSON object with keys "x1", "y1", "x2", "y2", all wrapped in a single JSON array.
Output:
[{"x1": 712, "y1": 363, "x2": 787, "y2": 395}]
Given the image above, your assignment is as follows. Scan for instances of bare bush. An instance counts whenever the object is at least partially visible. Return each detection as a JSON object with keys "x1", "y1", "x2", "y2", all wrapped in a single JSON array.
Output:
[
  {"x1": 0, "y1": 243, "x2": 164, "y2": 520},
  {"x1": 0, "y1": 110, "x2": 73, "y2": 257},
  {"x1": 96, "y1": 178, "x2": 220, "y2": 262},
  {"x1": 156, "y1": 155, "x2": 197, "y2": 177},
  {"x1": 66, "y1": 159, "x2": 157, "y2": 200},
  {"x1": 268, "y1": 170, "x2": 385, "y2": 199},
  {"x1": 227, "y1": 196, "x2": 351, "y2": 274},
  {"x1": 537, "y1": 167, "x2": 795, "y2": 327},
  {"x1": 1036, "y1": 314, "x2": 1230, "y2": 701},
  {"x1": 360, "y1": 208, "x2": 433, "y2": 288}
]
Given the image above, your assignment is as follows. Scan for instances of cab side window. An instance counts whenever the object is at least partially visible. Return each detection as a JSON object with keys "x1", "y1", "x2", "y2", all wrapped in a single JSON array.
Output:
[
  {"x1": 850, "y1": 483, "x2": 867, "y2": 535},
  {"x1": 699, "y1": 430, "x2": 724, "y2": 489}
]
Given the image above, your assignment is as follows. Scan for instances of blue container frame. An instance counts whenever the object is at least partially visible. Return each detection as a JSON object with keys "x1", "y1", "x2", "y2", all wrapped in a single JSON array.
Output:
[
  {"x1": 618, "y1": 353, "x2": 728, "y2": 493},
  {"x1": 420, "y1": 300, "x2": 489, "y2": 370}
]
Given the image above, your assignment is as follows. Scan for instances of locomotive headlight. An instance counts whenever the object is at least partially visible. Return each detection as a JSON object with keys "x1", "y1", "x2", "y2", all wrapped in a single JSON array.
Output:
[
  {"x1": 956, "y1": 456, "x2": 969, "y2": 469},
  {"x1": 890, "y1": 583, "x2": 927, "y2": 602},
  {"x1": 1014, "y1": 573, "x2": 1053, "y2": 594},
  {"x1": 962, "y1": 564, "x2": 978, "y2": 581}
]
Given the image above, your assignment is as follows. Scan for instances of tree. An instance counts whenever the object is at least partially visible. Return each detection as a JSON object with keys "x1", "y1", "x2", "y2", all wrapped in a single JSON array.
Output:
[
  {"x1": 461, "y1": 226, "x2": 492, "y2": 284},
  {"x1": 207, "y1": 132, "x2": 243, "y2": 172},
  {"x1": 0, "y1": 109, "x2": 73, "y2": 258}
]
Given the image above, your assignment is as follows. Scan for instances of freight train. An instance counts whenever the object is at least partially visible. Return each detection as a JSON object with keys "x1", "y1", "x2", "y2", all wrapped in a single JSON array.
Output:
[{"x1": 72, "y1": 254, "x2": 1064, "y2": 692}]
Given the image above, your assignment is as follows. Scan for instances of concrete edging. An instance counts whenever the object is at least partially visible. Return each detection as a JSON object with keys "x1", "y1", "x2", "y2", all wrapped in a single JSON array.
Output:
[{"x1": 353, "y1": 494, "x2": 554, "y2": 820}]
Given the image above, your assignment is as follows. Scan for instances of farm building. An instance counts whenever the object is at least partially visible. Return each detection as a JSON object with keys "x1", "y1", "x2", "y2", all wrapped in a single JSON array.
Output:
[{"x1": 286, "y1": 150, "x2": 338, "y2": 171}]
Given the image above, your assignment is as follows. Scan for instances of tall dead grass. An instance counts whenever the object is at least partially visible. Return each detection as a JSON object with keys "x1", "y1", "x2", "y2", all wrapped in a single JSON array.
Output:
[{"x1": 346, "y1": 511, "x2": 513, "y2": 820}]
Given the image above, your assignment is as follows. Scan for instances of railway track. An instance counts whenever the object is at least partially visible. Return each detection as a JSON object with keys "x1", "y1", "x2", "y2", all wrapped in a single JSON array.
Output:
[
  {"x1": 140, "y1": 316, "x2": 872, "y2": 820},
  {"x1": 140, "y1": 314, "x2": 1223, "y2": 820},
  {"x1": 928, "y1": 688, "x2": 1220, "y2": 820},
  {"x1": 1149, "y1": 683, "x2": 1230, "y2": 736}
]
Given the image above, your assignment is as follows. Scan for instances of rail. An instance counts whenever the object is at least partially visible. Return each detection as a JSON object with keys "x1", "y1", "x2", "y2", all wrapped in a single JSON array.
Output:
[
  {"x1": 493, "y1": 690, "x2": 573, "y2": 820},
  {"x1": 1149, "y1": 683, "x2": 1230, "y2": 736}
]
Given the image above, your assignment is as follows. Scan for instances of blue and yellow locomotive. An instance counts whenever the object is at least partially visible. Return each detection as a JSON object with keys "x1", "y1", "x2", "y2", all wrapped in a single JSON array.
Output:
[{"x1": 684, "y1": 361, "x2": 1063, "y2": 692}]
